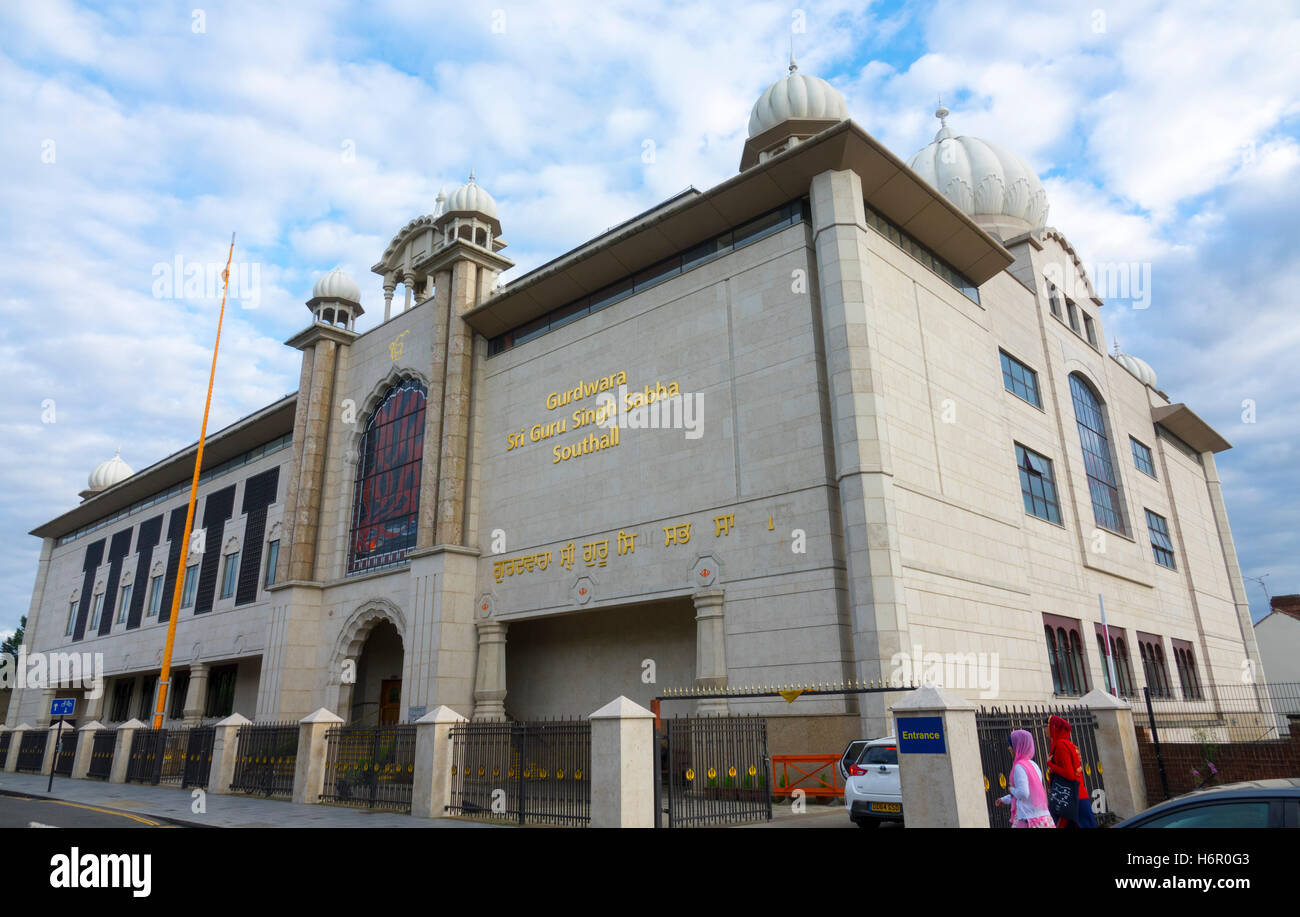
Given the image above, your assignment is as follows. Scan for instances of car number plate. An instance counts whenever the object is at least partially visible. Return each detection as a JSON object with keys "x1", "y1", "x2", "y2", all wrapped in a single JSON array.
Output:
[{"x1": 870, "y1": 802, "x2": 902, "y2": 813}]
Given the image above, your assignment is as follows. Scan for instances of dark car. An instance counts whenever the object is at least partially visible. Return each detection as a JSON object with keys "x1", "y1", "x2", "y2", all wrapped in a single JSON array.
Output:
[{"x1": 1114, "y1": 778, "x2": 1300, "y2": 828}]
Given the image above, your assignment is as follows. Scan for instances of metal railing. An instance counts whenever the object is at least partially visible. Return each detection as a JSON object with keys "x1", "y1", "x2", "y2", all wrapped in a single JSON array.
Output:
[
  {"x1": 0, "y1": 731, "x2": 10, "y2": 763},
  {"x1": 125, "y1": 729, "x2": 168, "y2": 784},
  {"x1": 87, "y1": 729, "x2": 116, "y2": 780},
  {"x1": 771, "y1": 754, "x2": 843, "y2": 799},
  {"x1": 976, "y1": 704, "x2": 1108, "y2": 828},
  {"x1": 661, "y1": 715, "x2": 771, "y2": 828},
  {"x1": 320, "y1": 724, "x2": 416, "y2": 812},
  {"x1": 16, "y1": 731, "x2": 48, "y2": 773},
  {"x1": 231, "y1": 722, "x2": 298, "y2": 799},
  {"x1": 447, "y1": 719, "x2": 592, "y2": 826},
  {"x1": 53, "y1": 728, "x2": 77, "y2": 776}
]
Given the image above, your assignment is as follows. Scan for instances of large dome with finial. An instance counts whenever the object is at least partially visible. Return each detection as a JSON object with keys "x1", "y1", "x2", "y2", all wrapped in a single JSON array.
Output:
[
  {"x1": 88, "y1": 449, "x2": 132, "y2": 492},
  {"x1": 1114, "y1": 350, "x2": 1158, "y2": 388},
  {"x1": 312, "y1": 267, "x2": 361, "y2": 305},
  {"x1": 443, "y1": 171, "x2": 499, "y2": 221},
  {"x1": 908, "y1": 106, "x2": 1050, "y2": 239},
  {"x1": 748, "y1": 57, "x2": 848, "y2": 138}
]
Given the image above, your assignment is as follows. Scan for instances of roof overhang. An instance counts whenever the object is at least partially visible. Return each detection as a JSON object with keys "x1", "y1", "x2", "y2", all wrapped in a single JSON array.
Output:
[
  {"x1": 462, "y1": 119, "x2": 1015, "y2": 338},
  {"x1": 1152, "y1": 403, "x2": 1232, "y2": 453},
  {"x1": 30, "y1": 394, "x2": 298, "y2": 539}
]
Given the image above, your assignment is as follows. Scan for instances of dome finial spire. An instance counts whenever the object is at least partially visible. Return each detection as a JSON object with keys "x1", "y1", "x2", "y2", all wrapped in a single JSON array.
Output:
[{"x1": 467, "y1": 168, "x2": 476, "y2": 185}]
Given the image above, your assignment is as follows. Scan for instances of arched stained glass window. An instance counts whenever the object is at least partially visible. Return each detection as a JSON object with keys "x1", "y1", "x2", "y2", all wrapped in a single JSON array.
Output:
[
  {"x1": 348, "y1": 378, "x2": 427, "y2": 574},
  {"x1": 1069, "y1": 373, "x2": 1127, "y2": 534}
]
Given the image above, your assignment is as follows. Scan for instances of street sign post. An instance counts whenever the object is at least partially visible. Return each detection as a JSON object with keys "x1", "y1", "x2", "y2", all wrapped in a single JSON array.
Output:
[{"x1": 47, "y1": 698, "x2": 76, "y2": 791}]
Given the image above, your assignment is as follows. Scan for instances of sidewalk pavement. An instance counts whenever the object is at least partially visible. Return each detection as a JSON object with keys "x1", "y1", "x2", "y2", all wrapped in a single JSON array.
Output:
[{"x1": 0, "y1": 773, "x2": 495, "y2": 828}]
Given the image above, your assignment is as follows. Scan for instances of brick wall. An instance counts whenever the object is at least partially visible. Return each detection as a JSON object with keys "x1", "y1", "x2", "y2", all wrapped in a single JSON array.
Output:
[{"x1": 1137, "y1": 717, "x2": 1300, "y2": 801}]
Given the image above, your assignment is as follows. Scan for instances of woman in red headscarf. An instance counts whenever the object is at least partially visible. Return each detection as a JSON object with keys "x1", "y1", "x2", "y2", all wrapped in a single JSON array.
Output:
[{"x1": 1047, "y1": 714, "x2": 1096, "y2": 828}]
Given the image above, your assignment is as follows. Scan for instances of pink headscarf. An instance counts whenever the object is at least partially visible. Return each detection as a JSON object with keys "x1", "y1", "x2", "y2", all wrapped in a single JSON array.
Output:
[{"x1": 1008, "y1": 729, "x2": 1048, "y2": 820}]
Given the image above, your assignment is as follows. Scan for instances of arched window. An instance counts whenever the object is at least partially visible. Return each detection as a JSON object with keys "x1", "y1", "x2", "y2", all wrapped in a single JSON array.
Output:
[
  {"x1": 1069, "y1": 374, "x2": 1127, "y2": 534},
  {"x1": 348, "y1": 378, "x2": 427, "y2": 574}
]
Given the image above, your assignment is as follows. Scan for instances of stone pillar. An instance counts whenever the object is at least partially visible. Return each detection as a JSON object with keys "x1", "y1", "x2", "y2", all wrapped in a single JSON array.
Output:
[
  {"x1": 109, "y1": 718, "x2": 147, "y2": 784},
  {"x1": 82, "y1": 686, "x2": 106, "y2": 723},
  {"x1": 71, "y1": 720, "x2": 104, "y2": 779},
  {"x1": 41, "y1": 720, "x2": 73, "y2": 776},
  {"x1": 471, "y1": 621, "x2": 507, "y2": 720},
  {"x1": 35, "y1": 688, "x2": 56, "y2": 727},
  {"x1": 292, "y1": 707, "x2": 342, "y2": 805},
  {"x1": 1081, "y1": 688, "x2": 1148, "y2": 821},
  {"x1": 435, "y1": 258, "x2": 478, "y2": 545},
  {"x1": 890, "y1": 686, "x2": 988, "y2": 828},
  {"x1": 1202, "y1": 451, "x2": 1266, "y2": 681},
  {"x1": 412, "y1": 705, "x2": 467, "y2": 819},
  {"x1": 183, "y1": 663, "x2": 209, "y2": 726},
  {"x1": 693, "y1": 590, "x2": 729, "y2": 714},
  {"x1": 207, "y1": 712, "x2": 251, "y2": 796},
  {"x1": 383, "y1": 275, "x2": 396, "y2": 321},
  {"x1": 811, "y1": 168, "x2": 909, "y2": 738},
  {"x1": 416, "y1": 268, "x2": 453, "y2": 549},
  {"x1": 283, "y1": 333, "x2": 341, "y2": 583},
  {"x1": 403, "y1": 270, "x2": 416, "y2": 313},
  {"x1": 3, "y1": 724, "x2": 28, "y2": 772},
  {"x1": 590, "y1": 696, "x2": 657, "y2": 828}
]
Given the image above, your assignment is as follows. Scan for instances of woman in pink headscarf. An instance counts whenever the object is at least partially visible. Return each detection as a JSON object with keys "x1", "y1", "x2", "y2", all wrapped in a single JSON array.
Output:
[{"x1": 994, "y1": 729, "x2": 1054, "y2": 828}]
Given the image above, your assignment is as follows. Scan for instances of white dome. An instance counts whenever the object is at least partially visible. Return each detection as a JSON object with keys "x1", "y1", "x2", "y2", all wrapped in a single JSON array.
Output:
[
  {"x1": 1115, "y1": 351, "x2": 1158, "y2": 388},
  {"x1": 88, "y1": 449, "x2": 132, "y2": 492},
  {"x1": 748, "y1": 61, "x2": 848, "y2": 138},
  {"x1": 908, "y1": 107, "x2": 1049, "y2": 236},
  {"x1": 443, "y1": 172, "x2": 499, "y2": 221},
  {"x1": 312, "y1": 267, "x2": 360, "y2": 304}
]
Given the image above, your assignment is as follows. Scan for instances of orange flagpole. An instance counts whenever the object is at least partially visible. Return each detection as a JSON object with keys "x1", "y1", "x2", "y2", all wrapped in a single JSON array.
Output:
[{"x1": 153, "y1": 233, "x2": 236, "y2": 729}]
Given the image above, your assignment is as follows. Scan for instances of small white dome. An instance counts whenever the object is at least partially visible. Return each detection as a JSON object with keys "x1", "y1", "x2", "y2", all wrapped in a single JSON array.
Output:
[
  {"x1": 748, "y1": 60, "x2": 848, "y2": 138},
  {"x1": 1115, "y1": 351, "x2": 1158, "y2": 388},
  {"x1": 88, "y1": 449, "x2": 132, "y2": 492},
  {"x1": 443, "y1": 171, "x2": 499, "y2": 221},
  {"x1": 908, "y1": 107, "x2": 1049, "y2": 236},
  {"x1": 312, "y1": 267, "x2": 361, "y2": 304}
]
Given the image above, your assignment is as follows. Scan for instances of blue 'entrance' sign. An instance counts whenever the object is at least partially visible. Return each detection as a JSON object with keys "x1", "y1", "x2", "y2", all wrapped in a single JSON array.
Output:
[
  {"x1": 897, "y1": 716, "x2": 946, "y2": 754},
  {"x1": 49, "y1": 698, "x2": 76, "y2": 718}
]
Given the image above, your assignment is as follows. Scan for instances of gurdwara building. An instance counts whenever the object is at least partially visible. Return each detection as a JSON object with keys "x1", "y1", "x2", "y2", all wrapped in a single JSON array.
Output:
[{"x1": 9, "y1": 62, "x2": 1263, "y2": 749}]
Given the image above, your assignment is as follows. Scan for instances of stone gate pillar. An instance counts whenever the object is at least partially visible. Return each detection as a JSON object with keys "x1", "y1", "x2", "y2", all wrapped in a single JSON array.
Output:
[
  {"x1": 693, "y1": 590, "x2": 729, "y2": 714},
  {"x1": 472, "y1": 621, "x2": 508, "y2": 720}
]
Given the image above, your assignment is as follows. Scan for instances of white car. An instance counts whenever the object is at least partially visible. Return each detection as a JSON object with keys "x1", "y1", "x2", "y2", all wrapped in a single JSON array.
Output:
[{"x1": 843, "y1": 737, "x2": 902, "y2": 828}]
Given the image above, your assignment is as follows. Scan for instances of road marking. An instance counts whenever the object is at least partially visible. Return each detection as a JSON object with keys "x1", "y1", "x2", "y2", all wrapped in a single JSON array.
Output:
[
  {"x1": 29, "y1": 821, "x2": 57, "y2": 828},
  {"x1": 43, "y1": 799, "x2": 163, "y2": 827}
]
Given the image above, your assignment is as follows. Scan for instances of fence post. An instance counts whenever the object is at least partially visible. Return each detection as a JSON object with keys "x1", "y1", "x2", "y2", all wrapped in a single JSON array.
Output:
[
  {"x1": 207, "y1": 713, "x2": 251, "y2": 796},
  {"x1": 4, "y1": 724, "x2": 30, "y2": 772},
  {"x1": 590, "y1": 696, "x2": 656, "y2": 828},
  {"x1": 890, "y1": 685, "x2": 988, "y2": 828},
  {"x1": 292, "y1": 708, "x2": 342, "y2": 805},
  {"x1": 71, "y1": 720, "x2": 104, "y2": 779},
  {"x1": 412, "y1": 706, "x2": 467, "y2": 819},
  {"x1": 1081, "y1": 689, "x2": 1148, "y2": 819},
  {"x1": 109, "y1": 718, "x2": 146, "y2": 784}
]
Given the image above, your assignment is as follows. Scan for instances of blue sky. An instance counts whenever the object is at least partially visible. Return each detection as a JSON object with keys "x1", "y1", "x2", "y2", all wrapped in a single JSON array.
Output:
[{"x1": 1, "y1": 0, "x2": 1297, "y2": 640}]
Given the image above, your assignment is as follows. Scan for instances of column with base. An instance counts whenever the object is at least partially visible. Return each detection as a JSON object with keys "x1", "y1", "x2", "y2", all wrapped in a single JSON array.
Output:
[
  {"x1": 590, "y1": 696, "x2": 657, "y2": 828},
  {"x1": 412, "y1": 705, "x2": 467, "y2": 819},
  {"x1": 890, "y1": 685, "x2": 988, "y2": 828},
  {"x1": 693, "y1": 590, "x2": 729, "y2": 715},
  {"x1": 183, "y1": 663, "x2": 209, "y2": 726},
  {"x1": 292, "y1": 708, "x2": 342, "y2": 805},
  {"x1": 71, "y1": 720, "x2": 104, "y2": 779},
  {"x1": 1081, "y1": 688, "x2": 1147, "y2": 821},
  {"x1": 471, "y1": 621, "x2": 507, "y2": 720}
]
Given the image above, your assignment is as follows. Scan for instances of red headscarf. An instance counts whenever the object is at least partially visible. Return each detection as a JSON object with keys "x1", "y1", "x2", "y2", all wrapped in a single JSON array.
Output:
[{"x1": 1048, "y1": 715, "x2": 1088, "y2": 800}]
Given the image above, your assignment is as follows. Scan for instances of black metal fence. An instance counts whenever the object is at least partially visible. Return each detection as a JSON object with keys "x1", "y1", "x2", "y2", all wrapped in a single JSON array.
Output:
[
  {"x1": 660, "y1": 715, "x2": 771, "y2": 828},
  {"x1": 1135, "y1": 681, "x2": 1300, "y2": 801},
  {"x1": 976, "y1": 705, "x2": 1109, "y2": 828},
  {"x1": 126, "y1": 729, "x2": 168, "y2": 784},
  {"x1": 87, "y1": 729, "x2": 116, "y2": 780},
  {"x1": 53, "y1": 727, "x2": 77, "y2": 776},
  {"x1": 231, "y1": 722, "x2": 299, "y2": 799},
  {"x1": 16, "y1": 730, "x2": 48, "y2": 773},
  {"x1": 181, "y1": 726, "x2": 215, "y2": 788},
  {"x1": 0, "y1": 730, "x2": 10, "y2": 764},
  {"x1": 320, "y1": 724, "x2": 417, "y2": 812},
  {"x1": 447, "y1": 719, "x2": 592, "y2": 826}
]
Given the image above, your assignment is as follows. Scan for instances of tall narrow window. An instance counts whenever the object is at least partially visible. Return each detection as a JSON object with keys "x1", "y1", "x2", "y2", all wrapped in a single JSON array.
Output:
[
  {"x1": 109, "y1": 679, "x2": 133, "y2": 722},
  {"x1": 66, "y1": 601, "x2": 77, "y2": 636},
  {"x1": 137, "y1": 674, "x2": 158, "y2": 720},
  {"x1": 1130, "y1": 436, "x2": 1156, "y2": 477},
  {"x1": 1047, "y1": 283, "x2": 1063, "y2": 318},
  {"x1": 1145, "y1": 509, "x2": 1176, "y2": 568},
  {"x1": 1095, "y1": 625, "x2": 1135, "y2": 697},
  {"x1": 117, "y1": 584, "x2": 132, "y2": 624},
  {"x1": 89, "y1": 592, "x2": 105, "y2": 630},
  {"x1": 1069, "y1": 374, "x2": 1127, "y2": 534},
  {"x1": 1083, "y1": 314, "x2": 1098, "y2": 347},
  {"x1": 1138, "y1": 633, "x2": 1172, "y2": 698},
  {"x1": 1172, "y1": 639, "x2": 1203, "y2": 700},
  {"x1": 1066, "y1": 299, "x2": 1081, "y2": 333},
  {"x1": 180, "y1": 564, "x2": 199, "y2": 608},
  {"x1": 1000, "y1": 350, "x2": 1042, "y2": 407},
  {"x1": 1015, "y1": 444, "x2": 1062, "y2": 523},
  {"x1": 205, "y1": 665, "x2": 238, "y2": 718},
  {"x1": 1044, "y1": 614, "x2": 1089, "y2": 696},
  {"x1": 170, "y1": 672, "x2": 190, "y2": 720},
  {"x1": 220, "y1": 552, "x2": 239, "y2": 599},
  {"x1": 349, "y1": 378, "x2": 427, "y2": 574},
  {"x1": 264, "y1": 539, "x2": 280, "y2": 588},
  {"x1": 148, "y1": 575, "x2": 164, "y2": 617}
]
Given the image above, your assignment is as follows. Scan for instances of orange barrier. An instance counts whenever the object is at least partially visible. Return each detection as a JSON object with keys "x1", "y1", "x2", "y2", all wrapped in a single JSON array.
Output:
[{"x1": 771, "y1": 754, "x2": 843, "y2": 798}]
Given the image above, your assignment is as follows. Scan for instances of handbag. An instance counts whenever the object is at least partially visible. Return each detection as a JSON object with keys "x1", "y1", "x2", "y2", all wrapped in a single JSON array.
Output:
[{"x1": 1048, "y1": 772, "x2": 1080, "y2": 820}]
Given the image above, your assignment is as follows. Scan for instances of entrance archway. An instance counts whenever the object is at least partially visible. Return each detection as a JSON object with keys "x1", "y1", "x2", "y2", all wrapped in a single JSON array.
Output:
[{"x1": 332, "y1": 601, "x2": 407, "y2": 725}]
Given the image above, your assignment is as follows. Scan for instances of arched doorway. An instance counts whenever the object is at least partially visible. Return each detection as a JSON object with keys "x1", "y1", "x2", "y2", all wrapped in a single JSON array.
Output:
[{"x1": 351, "y1": 620, "x2": 404, "y2": 725}]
